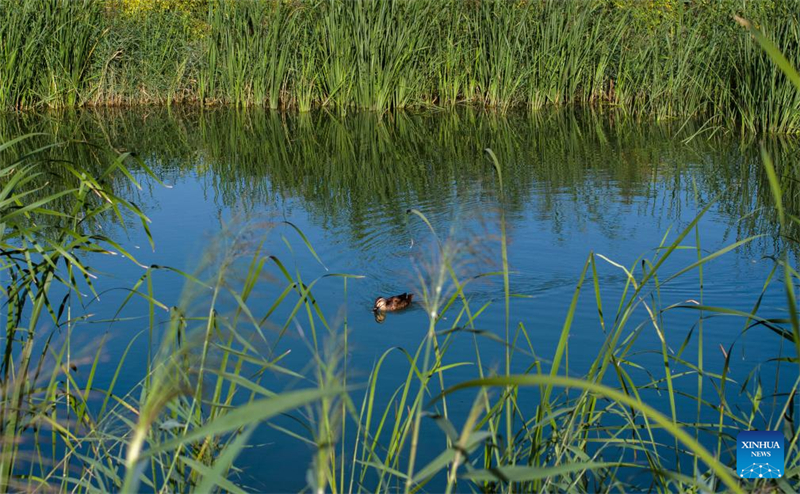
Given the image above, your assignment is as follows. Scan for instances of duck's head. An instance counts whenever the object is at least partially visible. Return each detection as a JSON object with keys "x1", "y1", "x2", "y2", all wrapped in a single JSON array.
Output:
[
  {"x1": 373, "y1": 297, "x2": 387, "y2": 311},
  {"x1": 374, "y1": 310, "x2": 386, "y2": 323}
]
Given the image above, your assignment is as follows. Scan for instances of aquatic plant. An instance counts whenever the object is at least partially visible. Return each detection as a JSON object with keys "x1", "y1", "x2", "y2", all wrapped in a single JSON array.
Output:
[
  {"x1": 2, "y1": 0, "x2": 800, "y2": 133},
  {"x1": 0, "y1": 136, "x2": 347, "y2": 492},
  {"x1": 0, "y1": 128, "x2": 797, "y2": 492}
]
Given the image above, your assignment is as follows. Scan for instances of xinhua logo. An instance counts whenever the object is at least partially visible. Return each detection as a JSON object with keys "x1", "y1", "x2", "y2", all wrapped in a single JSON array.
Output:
[{"x1": 737, "y1": 431, "x2": 784, "y2": 479}]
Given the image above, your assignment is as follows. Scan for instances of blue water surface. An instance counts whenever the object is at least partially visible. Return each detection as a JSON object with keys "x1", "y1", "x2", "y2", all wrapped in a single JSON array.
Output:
[{"x1": 5, "y1": 108, "x2": 796, "y2": 491}]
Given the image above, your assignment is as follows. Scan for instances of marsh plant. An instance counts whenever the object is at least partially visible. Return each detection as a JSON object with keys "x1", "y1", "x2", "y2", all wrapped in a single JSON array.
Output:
[
  {"x1": 0, "y1": 123, "x2": 798, "y2": 493},
  {"x1": 2, "y1": 0, "x2": 800, "y2": 133}
]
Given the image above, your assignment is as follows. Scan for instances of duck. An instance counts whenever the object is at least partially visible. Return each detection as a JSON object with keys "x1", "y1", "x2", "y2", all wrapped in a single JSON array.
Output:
[{"x1": 373, "y1": 293, "x2": 414, "y2": 312}]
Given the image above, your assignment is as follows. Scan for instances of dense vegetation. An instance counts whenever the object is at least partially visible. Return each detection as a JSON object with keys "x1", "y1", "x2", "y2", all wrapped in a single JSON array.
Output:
[{"x1": 2, "y1": 0, "x2": 800, "y2": 133}]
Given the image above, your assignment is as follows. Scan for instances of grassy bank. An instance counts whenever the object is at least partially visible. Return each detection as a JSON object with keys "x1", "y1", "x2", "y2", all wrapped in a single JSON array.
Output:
[{"x1": 2, "y1": 0, "x2": 800, "y2": 133}]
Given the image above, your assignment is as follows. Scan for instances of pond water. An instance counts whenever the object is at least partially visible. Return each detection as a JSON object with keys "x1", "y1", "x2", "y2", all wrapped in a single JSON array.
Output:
[{"x1": 3, "y1": 108, "x2": 798, "y2": 490}]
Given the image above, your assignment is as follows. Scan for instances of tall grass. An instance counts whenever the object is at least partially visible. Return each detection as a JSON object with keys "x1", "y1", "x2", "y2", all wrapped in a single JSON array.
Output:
[
  {"x1": 0, "y1": 0, "x2": 104, "y2": 109},
  {"x1": 0, "y1": 128, "x2": 798, "y2": 491},
  {"x1": 2, "y1": 0, "x2": 800, "y2": 132},
  {"x1": 0, "y1": 136, "x2": 347, "y2": 492}
]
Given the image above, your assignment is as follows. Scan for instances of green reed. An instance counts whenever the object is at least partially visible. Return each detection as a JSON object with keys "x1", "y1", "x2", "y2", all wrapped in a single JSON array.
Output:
[
  {"x1": 2, "y1": 0, "x2": 800, "y2": 132},
  {"x1": 1, "y1": 127, "x2": 798, "y2": 492},
  {"x1": 0, "y1": 0, "x2": 104, "y2": 109},
  {"x1": 0, "y1": 134, "x2": 348, "y2": 492}
]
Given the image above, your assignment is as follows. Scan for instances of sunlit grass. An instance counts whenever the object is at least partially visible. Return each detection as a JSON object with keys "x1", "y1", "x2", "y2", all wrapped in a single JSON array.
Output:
[{"x1": 2, "y1": 0, "x2": 800, "y2": 132}]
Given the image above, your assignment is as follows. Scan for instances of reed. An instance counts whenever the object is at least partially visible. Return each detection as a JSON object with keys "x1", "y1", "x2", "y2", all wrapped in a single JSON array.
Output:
[
  {"x1": 2, "y1": 0, "x2": 800, "y2": 132},
  {"x1": 0, "y1": 127, "x2": 797, "y2": 491}
]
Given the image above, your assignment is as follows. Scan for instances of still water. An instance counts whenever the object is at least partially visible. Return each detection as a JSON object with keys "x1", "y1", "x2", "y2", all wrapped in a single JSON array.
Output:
[{"x1": 4, "y1": 108, "x2": 797, "y2": 490}]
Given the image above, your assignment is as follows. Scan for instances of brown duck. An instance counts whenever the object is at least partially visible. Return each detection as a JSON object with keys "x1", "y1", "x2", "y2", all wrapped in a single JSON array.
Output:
[{"x1": 373, "y1": 293, "x2": 414, "y2": 312}]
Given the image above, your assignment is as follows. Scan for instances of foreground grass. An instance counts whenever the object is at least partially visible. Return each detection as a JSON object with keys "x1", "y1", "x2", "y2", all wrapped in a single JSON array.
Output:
[
  {"x1": 2, "y1": 0, "x2": 800, "y2": 133},
  {"x1": 0, "y1": 130, "x2": 798, "y2": 493}
]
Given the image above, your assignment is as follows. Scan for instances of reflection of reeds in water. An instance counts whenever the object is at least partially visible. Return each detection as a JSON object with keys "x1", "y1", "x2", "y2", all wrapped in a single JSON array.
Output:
[
  {"x1": 0, "y1": 132, "x2": 798, "y2": 492},
  {"x1": 1, "y1": 108, "x2": 798, "y2": 255}
]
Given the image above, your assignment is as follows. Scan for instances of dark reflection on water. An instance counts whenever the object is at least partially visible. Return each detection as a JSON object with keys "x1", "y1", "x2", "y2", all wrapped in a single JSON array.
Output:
[
  {"x1": 3, "y1": 108, "x2": 798, "y2": 255},
  {"x1": 2, "y1": 108, "x2": 799, "y2": 491}
]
